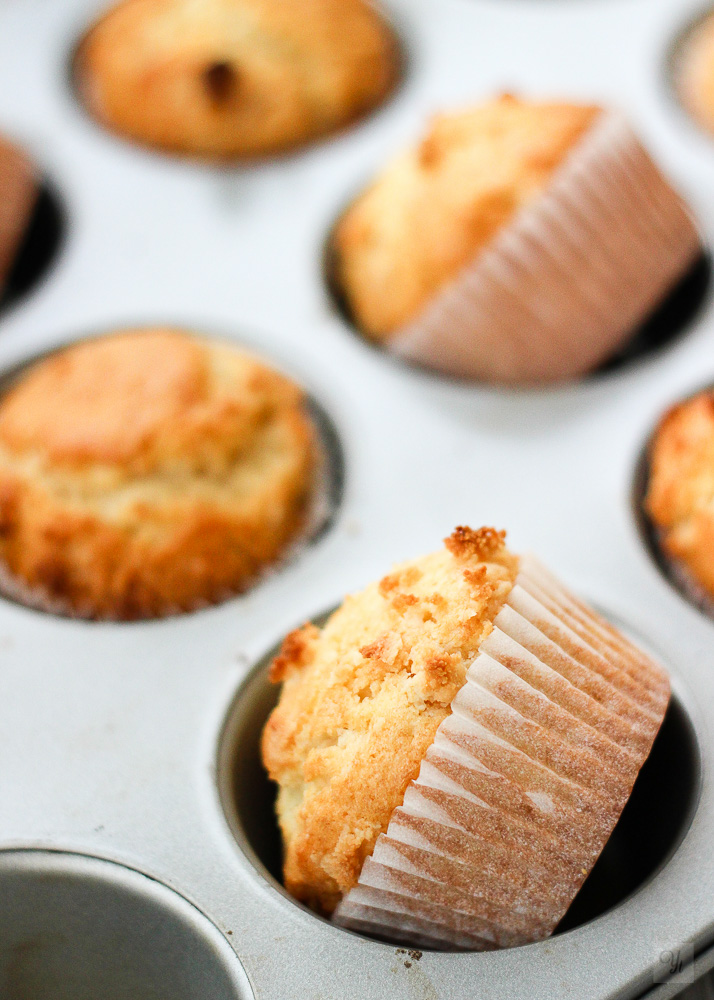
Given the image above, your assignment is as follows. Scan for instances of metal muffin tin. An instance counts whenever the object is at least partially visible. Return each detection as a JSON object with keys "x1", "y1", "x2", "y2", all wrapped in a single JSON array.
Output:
[{"x1": 1, "y1": 0, "x2": 714, "y2": 997}]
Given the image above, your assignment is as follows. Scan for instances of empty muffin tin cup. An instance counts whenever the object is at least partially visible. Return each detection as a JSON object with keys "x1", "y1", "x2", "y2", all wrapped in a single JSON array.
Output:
[
  {"x1": 325, "y1": 112, "x2": 710, "y2": 385},
  {"x1": 217, "y1": 606, "x2": 700, "y2": 950},
  {"x1": 0, "y1": 333, "x2": 344, "y2": 620},
  {"x1": 0, "y1": 850, "x2": 253, "y2": 1000}
]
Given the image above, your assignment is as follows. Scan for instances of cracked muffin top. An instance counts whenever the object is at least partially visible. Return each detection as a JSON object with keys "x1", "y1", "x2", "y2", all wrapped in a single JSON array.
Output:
[
  {"x1": 646, "y1": 389, "x2": 714, "y2": 600},
  {"x1": 0, "y1": 328, "x2": 315, "y2": 618},
  {"x1": 261, "y1": 527, "x2": 518, "y2": 914},
  {"x1": 332, "y1": 95, "x2": 600, "y2": 339},
  {"x1": 74, "y1": 0, "x2": 400, "y2": 158}
]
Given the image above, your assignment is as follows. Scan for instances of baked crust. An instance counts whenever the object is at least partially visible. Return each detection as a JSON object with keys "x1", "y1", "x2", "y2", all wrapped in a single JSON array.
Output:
[
  {"x1": 0, "y1": 328, "x2": 316, "y2": 618},
  {"x1": 333, "y1": 95, "x2": 600, "y2": 339},
  {"x1": 74, "y1": 0, "x2": 399, "y2": 158},
  {"x1": 677, "y1": 13, "x2": 714, "y2": 135},
  {"x1": 261, "y1": 527, "x2": 518, "y2": 914},
  {"x1": 646, "y1": 390, "x2": 714, "y2": 600}
]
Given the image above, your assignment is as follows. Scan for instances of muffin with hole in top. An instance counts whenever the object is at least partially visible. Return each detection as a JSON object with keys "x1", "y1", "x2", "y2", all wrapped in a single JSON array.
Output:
[
  {"x1": 74, "y1": 0, "x2": 400, "y2": 158},
  {"x1": 0, "y1": 328, "x2": 316, "y2": 618}
]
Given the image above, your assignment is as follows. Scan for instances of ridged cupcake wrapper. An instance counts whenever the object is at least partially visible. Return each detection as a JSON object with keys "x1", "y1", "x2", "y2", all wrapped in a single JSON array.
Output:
[
  {"x1": 333, "y1": 554, "x2": 670, "y2": 950},
  {"x1": 0, "y1": 139, "x2": 37, "y2": 292},
  {"x1": 388, "y1": 110, "x2": 701, "y2": 385}
]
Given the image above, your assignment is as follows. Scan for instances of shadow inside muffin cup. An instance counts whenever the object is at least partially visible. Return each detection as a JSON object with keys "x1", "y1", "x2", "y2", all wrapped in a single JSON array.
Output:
[
  {"x1": 0, "y1": 332, "x2": 345, "y2": 621},
  {"x1": 323, "y1": 204, "x2": 712, "y2": 385},
  {"x1": 632, "y1": 390, "x2": 714, "y2": 621},
  {"x1": 217, "y1": 612, "x2": 701, "y2": 951},
  {"x1": 0, "y1": 179, "x2": 66, "y2": 316}
]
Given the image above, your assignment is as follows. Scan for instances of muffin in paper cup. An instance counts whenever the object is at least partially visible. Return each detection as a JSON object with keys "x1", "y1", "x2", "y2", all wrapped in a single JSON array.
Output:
[
  {"x1": 331, "y1": 97, "x2": 700, "y2": 386},
  {"x1": 262, "y1": 527, "x2": 670, "y2": 949},
  {"x1": 0, "y1": 328, "x2": 327, "y2": 620},
  {"x1": 0, "y1": 135, "x2": 37, "y2": 296}
]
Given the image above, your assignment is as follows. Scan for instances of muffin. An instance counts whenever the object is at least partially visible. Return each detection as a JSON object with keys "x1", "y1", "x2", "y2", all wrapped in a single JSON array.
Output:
[
  {"x1": 74, "y1": 0, "x2": 399, "y2": 159},
  {"x1": 332, "y1": 95, "x2": 700, "y2": 385},
  {"x1": 675, "y1": 11, "x2": 714, "y2": 136},
  {"x1": 0, "y1": 328, "x2": 316, "y2": 619},
  {"x1": 0, "y1": 136, "x2": 37, "y2": 296},
  {"x1": 645, "y1": 389, "x2": 714, "y2": 605},
  {"x1": 262, "y1": 526, "x2": 670, "y2": 948}
]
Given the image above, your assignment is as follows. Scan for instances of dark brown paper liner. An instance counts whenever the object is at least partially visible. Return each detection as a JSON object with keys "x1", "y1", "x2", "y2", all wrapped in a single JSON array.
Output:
[
  {"x1": 0, "y1": 137, "x2": 37, "y2": 293},
  {"x1": 389, "y1": 111, "x2": 700, "y2": 385},
  {"x1": 333, "y1": 555, "x2": 670, "y2": 949}
]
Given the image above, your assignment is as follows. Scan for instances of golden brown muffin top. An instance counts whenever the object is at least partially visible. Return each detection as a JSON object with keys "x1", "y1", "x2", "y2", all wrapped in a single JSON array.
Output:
[
  {"x1": 333, "y1": 95, "x2": 601, "y2": 338},
  {"x1": 646, "y1": 390, "x2": 714, "y2": 598},
  {"x1": 75, "y1": 0, "x2": 399, "y2": 158},
  {"x1": 677, "y1": 13, "x2": 714, "y2": 135},
  {"x1": 261, "y1": 527, "x2": 518, "y2": 914},
  {"x1": 0, "y1": 328, "x2": 315, "y2": 618},
  {"x1": 0, "y1": 329, "x2": 303, "y2": 474}
]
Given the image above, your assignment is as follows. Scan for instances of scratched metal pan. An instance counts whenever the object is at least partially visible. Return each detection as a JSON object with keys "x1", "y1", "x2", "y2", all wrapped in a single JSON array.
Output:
[{"x1": 1, "y1": 0, "x2": 714, "y2": 998}]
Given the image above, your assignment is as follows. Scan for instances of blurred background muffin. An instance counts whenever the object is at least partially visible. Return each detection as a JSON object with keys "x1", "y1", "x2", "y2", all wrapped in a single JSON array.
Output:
[
  {"x1": 331, "y1": 95, "x2": 700, "y2": 385},
  {"x1": 0, "y1": 328, "x2": 316, "y2": 619},
  {"x1": 675, "y1": 10, "x2": 714, "y2": 136},
  {"x1": 0, "y1": 135, "x2": 38, "y2": 298},
  {"x1": 262, "y1": 526, "x2": 670, "y2": 948},
  {"x1": 646, "y1": 388, "x2": 714, "y2": 605},
  {"x1": 74, "y1": 0, "x2": 400, "y2": 159}
]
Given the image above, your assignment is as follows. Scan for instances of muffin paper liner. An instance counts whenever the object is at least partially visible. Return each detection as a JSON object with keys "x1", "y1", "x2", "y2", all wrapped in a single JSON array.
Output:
[
  {"x1": 0, "y1": 139, "x2": 37, "y2": 293},
  {"x1": 388, "y1": 110, "x2": 701, "y2": 385},
  {"x1": 333, "y1": 554, "x2": 670, "y2": 950}
]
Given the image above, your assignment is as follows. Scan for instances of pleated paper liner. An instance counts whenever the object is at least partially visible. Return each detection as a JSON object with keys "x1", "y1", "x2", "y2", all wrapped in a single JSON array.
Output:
[
  {"x1": 382, "y1": 110, "x2": 701, "y2": 385},
  {"x1": 333, "y1": 554, "x2": 670, "y2": 950}
]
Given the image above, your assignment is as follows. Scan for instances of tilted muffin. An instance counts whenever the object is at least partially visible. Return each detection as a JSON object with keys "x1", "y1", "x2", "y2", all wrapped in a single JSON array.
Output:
[
  {"x1": 332, "y1": 95, "x2": 700, "y2": 385},
  {"x1": 0, "y1": 136, "x2": 38, "y2": 296},
  {"x1": 675, "y1": 12, "x2": 714, "y2": 136},
  {"x1": 74, "y1": 0, "x2": 399, "y2": 159},
  {"x1": 262, "y1": 527, "x2": 670, "y2": 948},
  {"x1": 646, "y1": 389, "x2": 714, "y2": 603},
  {"x1": 0, "y1": 328, "x2": 316, "y2": 618}
]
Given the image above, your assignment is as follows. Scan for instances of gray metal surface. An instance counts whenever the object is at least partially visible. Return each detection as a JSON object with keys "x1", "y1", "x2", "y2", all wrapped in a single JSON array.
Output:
[
  {"x1": 0, "y1": 850, "x2": 253, "y2": 1000},
  {"x1": 0, "y1": 0, "x2": 713, "y2": 998}
]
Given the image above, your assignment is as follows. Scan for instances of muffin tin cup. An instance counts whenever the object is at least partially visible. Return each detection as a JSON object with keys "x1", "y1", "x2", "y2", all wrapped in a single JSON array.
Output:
[
  {"x1": 217, "y1": 596, "x2": 701, "y2": 959},
  {"x1": 0, "y1": 849, "x2": 253, "y2": 1000},
  {"x1": 380, "y1": 111, "x2": 701, "y2": 386}
]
